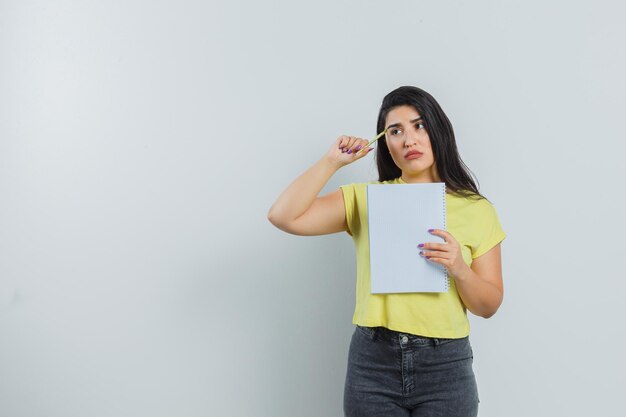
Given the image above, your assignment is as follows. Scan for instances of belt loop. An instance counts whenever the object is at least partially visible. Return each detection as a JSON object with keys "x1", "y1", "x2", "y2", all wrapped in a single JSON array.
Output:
[
  {"x1": 433, "y1": 338, "x2": 440, "y2": 347},
  {"x1": 370, "y1": 326, "x2": 378, "y2": 340}
]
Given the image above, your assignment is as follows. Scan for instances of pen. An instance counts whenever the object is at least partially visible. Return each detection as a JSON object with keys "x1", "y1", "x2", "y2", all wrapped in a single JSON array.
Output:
[{"x1": 356, "y1": 130, "x2": 386, "y2": 155}]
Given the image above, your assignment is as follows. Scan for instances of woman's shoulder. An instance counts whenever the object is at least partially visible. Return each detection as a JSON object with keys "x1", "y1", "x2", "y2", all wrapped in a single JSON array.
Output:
[
  {"x1": 449, "y1": 197, "x2": 504, "y2": 234},
  {"x1": 447, "y1": 191, "x2": 497, "y2": 213},
  {"x1": 342, "y1": 177, "x2": 401, "y2": 189}
]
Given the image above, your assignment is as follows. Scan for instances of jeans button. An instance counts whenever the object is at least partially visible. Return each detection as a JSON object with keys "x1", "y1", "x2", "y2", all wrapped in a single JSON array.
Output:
[{"x1": 401, "y1": 336, "x2": 409, "y2": 344}]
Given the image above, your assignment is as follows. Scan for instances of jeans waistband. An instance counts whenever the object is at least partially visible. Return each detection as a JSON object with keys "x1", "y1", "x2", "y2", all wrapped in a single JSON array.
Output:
[{"x1": 357, "y1": 325, "x2": 465, "y2": 347}]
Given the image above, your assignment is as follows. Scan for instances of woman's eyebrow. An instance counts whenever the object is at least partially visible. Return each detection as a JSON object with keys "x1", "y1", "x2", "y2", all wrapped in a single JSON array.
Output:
[{"x1": 385, "y1": 117, "x2": 423, "y2": 130}]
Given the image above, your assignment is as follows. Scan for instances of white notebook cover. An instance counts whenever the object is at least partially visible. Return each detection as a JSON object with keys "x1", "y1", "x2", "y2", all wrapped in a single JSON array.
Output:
[{"x1": 367, "y1": 183, "x2": 448, "y2": 293}]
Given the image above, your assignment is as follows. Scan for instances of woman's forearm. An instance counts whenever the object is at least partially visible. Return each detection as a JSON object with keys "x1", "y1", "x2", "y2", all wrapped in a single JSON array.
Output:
[{"x1": 453, "y1": 268, "x2": 503, "y2": 318}]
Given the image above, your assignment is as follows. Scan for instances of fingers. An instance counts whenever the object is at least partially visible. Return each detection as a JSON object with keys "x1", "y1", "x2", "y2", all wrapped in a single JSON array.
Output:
[
  {"x1": 419, "y1": 233, "x2": 470, "y2": 279},
  {"x1": 421, "y1": 256, "x2": 452, "y2": 270},
  {"x1": 417, "y1": 229, "x2": 455, "y2": 260},
  {"x1": 428, "y1": 229, "x2": 454, "y2": 243},
  {"x1": 418, "y1": 242, "x2": 448, "y2": 251},
  {"x1": 419, "y1": 250, "x2": 448, "y2": 260},
  {"x1": 419, "y1": 247, "x2": 454, "y2": 270},
  {"x1": 337, "y1": 135, "x2": 371, "y2": 156},
  {"x1": 354, "y1": 143, "x2": 375, "y2": 157}
]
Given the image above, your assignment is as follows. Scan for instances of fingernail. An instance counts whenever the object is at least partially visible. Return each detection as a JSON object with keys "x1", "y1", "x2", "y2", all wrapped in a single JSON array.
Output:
[
  {"x1": 355, "y1": 145, "x2": 362, "y2": 151},
  {"x1": 428, "y1": 229, "x2": 434, "y2": 232},
  {"x1": 419, "y1": 251, "x2": 424, "y2": 256},
  {"x1": 425, "y1": 256, "x2": 431, "y2": 259},
  {"x1": 347, "y1": 149, "x2": 352, "y2": 154},
  {"x1": 418, "y1": 244, "x2": 424, "y2": 248}
]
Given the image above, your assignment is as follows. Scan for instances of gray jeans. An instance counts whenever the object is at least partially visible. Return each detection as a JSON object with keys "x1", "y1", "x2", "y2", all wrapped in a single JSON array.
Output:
[{"x1": 344, "y1": 325, "x2": 479, "y2": 417}]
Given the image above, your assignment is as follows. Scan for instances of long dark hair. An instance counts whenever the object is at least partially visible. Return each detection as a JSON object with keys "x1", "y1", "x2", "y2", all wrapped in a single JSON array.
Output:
[{"x1": 376, "y1": 86, "x2": 483, "y2": 199}]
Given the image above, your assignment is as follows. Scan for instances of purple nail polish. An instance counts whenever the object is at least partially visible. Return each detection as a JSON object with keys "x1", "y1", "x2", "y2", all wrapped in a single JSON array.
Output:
[
  {"x1": 419, "y1": 251, "x2": 424, "y2": 256},
  {"x1": 347, "y1": 149, "x2": 352, "y2": 154},
  {"x1": 428, "y1": 229, "x2": 434, "y2": 232},
  {"x1": 425, "y1": 256, "x2": 431, "y2": 259},
  {"x1": 355, "y1": 145, "x2": 362, "y2": 151},
  {"x1": 418, "y1": 244, "x2": 424, "y2": 248}
]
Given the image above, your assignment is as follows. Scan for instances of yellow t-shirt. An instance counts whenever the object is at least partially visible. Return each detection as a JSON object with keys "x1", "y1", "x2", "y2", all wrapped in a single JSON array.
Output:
[{"x1": 340, "y1": 177, "x2": 506, "y2": 338}]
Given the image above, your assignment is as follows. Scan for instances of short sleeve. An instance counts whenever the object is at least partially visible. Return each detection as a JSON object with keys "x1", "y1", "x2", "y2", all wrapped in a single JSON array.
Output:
[
  {"x1": 340, "y1": 184, "x2": 356, "y2": 236},
  {"x1": 471, "y1": 200, "x2": 506, "y2": 259}
]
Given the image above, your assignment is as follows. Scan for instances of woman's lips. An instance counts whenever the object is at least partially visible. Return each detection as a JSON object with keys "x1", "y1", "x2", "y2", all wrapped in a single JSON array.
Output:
[{"x1": 404, "y1": 151, "x2": 423, "y2": 160}]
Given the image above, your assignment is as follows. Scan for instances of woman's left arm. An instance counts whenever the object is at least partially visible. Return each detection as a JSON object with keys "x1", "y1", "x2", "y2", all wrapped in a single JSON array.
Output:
[{"x1": 419, "y1": 230, "x2": 503, "y2": 318}]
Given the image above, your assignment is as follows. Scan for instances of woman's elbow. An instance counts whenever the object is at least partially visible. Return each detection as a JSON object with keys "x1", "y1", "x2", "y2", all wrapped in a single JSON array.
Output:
[
  {"x1": 267, "y1": 208, "x2": 285, "y2": 230},
  {"x1": 479, "y1": 296, "x2": 503, "y2": 319},
  {"x1": 480, "y1": 309, "x2": 498, "y2": 319},
  {"x1": 267, "y1": 208, "x2": 297, "y2": 234}
]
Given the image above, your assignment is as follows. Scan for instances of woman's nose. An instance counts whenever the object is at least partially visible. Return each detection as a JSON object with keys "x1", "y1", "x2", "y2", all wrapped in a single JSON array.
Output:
[{"x1": 403, "y1": 134, "x2": 417, "y2": 146}]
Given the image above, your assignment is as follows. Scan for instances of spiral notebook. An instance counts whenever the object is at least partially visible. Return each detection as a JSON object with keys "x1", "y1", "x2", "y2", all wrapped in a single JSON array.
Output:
[{"x1": 367, "y1": 183, "x2": 448, "y2": 293}]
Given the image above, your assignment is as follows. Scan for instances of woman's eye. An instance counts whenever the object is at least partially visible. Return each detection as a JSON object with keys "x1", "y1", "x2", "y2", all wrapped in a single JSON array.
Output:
[
  {"x1": 416, "y1": 123, "x2": 425, "y2": 129},
  {"x1": 390, "y1": 128, "x2": 402, "y2": 136}
]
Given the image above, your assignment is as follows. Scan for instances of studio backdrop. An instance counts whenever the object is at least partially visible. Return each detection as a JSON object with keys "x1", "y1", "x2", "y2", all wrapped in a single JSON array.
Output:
[{"x1": 1, "y1": 1, "x2": 625, "y2": 416}]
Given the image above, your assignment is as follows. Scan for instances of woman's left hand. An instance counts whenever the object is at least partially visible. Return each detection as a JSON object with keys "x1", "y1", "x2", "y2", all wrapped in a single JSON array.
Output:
[{"x1": 418, "y1": 229, "x2": 470, "y2": 279}]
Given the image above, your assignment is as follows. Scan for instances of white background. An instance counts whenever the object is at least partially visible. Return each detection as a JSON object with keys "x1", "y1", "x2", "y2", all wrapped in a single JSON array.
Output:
[{"x1": 1, "y1": 1, "x2": 625, "y2": 416}]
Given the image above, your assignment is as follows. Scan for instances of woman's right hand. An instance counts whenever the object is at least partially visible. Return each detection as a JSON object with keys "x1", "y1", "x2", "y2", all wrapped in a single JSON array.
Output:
[{"x1": 325, "y1": 135, "x2": 374, "y2": 168}]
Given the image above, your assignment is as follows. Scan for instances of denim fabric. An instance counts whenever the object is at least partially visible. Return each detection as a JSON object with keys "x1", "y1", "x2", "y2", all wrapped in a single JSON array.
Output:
[{"x1": 344, "y1": 326, "x2": 479, "y2": 417}]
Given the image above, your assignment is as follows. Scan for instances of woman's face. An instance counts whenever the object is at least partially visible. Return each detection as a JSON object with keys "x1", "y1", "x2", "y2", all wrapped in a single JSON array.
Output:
[{"x1": 384, "y1": 105, "x2": 440, "y2": 183}]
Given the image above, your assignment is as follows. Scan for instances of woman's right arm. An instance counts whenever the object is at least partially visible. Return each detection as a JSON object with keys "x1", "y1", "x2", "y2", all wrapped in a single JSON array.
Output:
[{"x1": 267, "y1": 135, "x2": 372, "y2": 236}]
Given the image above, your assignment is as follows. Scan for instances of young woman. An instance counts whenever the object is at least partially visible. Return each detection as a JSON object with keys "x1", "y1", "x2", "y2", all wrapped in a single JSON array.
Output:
[{"x1": 268, "y1": 86, "x2": 505, "y2": 417}]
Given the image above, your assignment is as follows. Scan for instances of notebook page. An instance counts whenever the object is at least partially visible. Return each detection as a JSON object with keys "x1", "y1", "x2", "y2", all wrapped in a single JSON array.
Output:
[{"x1": 367, "y1": 183, "x2": 448, "y2": 293}]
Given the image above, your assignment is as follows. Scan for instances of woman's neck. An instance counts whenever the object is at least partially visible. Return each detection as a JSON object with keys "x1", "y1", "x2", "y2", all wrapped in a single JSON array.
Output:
[{"x1": 400, "y1": 169, "x2": 441, "y2": 184}]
